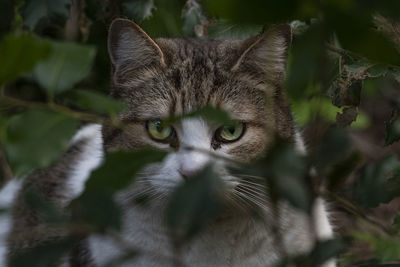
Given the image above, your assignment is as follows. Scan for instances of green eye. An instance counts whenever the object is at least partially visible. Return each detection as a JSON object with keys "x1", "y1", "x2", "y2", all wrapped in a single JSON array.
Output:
[
  {"x1": 147, "y1": 120, "x2": 173, "y2": 141},
  {"x1": 216, "y1": 123, "x2": 245, "y2": 142}
]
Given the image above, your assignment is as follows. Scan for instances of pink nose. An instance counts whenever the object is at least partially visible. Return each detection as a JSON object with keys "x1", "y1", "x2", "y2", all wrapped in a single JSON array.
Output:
[{"x1": 178, "y1": 167, "x2": 200, "y2": 180}]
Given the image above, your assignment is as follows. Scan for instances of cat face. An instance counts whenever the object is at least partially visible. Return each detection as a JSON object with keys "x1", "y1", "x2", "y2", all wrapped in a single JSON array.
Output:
[{"x1": 104, "y1": 19, "x2": 293, "y2": 197}]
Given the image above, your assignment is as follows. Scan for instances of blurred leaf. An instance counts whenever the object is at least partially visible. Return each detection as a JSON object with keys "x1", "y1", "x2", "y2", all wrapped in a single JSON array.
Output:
[
  {"x1": 393, "y1": 213, "x2": 400, "y2": 233},
  {"x1": 385, "y1": 108, "x2": 400, "y2": 146},
  {"x1": 285, "y1": 24, "x2": 326, "y2": 98},
  {"x1": 353, "y1": 232, "x2": 400, "y2": 263},
  {"x1": 323, "y1": 4, "x2": 400, "y2": 65},
  {"x1": 0, "y1": 0, "x2": 13, "y2": 38},
  {"x1": 122, "y1": 0, "x2": 155, "y2": 21},
  {"x1": 167, "y1": 166, "x2": 223, "y2": 244},
  {"x1": 3, "y1": 109, "x2": 78, "y2": 176},
  {"x1": 23, "y1": 186, "x2": 67, "y2": 224},
  {"x1": 239, "y1": 140, "x2": 310, "y2": 211},
  {"x1": 292, "y1": 97, "x2": 342, "y2": 125},
  {"x1": 64, "y1": 89, "x2": 127, "y2": 116},
  {"x1": 336, "y1": 107, "x2": 358, "y2": 127},
  {"x1": 375, "y1": 238, "x2": 400, "y2": 262},
  {"x1": 138, "y1": 0, "x2": 185, "y2": 37},
  {"x1": 353, "y1": 155, "x2": 400, "y2": 208},
  {"x1": 207, "y1": 20, "x2": 261, "y2": 40},
  {"x1": 70, "y1": 190, "x2": 122, "y2": 231},
  {"x1": 294, "y1": 239, "x2": 346, "y2": 266},
  {"x1": 85, "y1": 149, "x2": 166, "y2": 193},
  {"x1": 203, "y1": 0, "x2": 316, "y2": 25},
  {"x1": 182, "y1": 0, "x2": 205, "y2": 37},
  {"x1": 23, "y1": 0, "x2": 71, "y2": 29},
  {"x1": 34, "y1": 41, "x2": 96, "y2": 94},
  {"x1": 327, "y1": 152, "x2": 362, "y2": 191},
  {"x1": 71, "y1": 148, "x2": 166, "y2": 230},
  {"x1": 264, "y1": 141, "x2": 310, "y2": 211},
  {"x1": 313, "y1": 127, "x2": 350, "y2": 170},
  {"x1": 8, "y1": 238, "x2": 75, "y2": 267},
  {"x1": 350, "y1": 111, "x2": 370, "y2": 129},
  {"x1": 0, "y1": 34, "x2": 50, "y2": 85}
]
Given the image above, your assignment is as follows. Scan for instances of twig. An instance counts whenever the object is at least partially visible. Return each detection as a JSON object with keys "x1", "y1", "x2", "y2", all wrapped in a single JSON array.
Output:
[
  {"x1": 1, "y1": 94, "x2": 126, "y2": 130},
  {"x1": 321, "y1": 189, "x2": 397, "y2": 236}
]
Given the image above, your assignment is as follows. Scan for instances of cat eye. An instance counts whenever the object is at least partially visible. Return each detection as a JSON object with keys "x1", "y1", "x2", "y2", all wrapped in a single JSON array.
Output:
[
  {"x1": 146, "y1": 120, "x2": 174, "y2": 142},
  {"x1": 215, "y1": 122, "x2": 245, "y2": 143}
]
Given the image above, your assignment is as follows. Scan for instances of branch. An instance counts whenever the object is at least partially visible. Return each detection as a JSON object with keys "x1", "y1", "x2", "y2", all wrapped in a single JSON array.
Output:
[{"x1": 321, "y1": 189, "x2": 397, "y2": 237}]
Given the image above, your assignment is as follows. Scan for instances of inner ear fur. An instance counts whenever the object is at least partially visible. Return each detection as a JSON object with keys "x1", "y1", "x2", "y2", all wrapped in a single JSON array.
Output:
[
  {"x1": 108, "y1": 18, "x2": 166, "y2": 74},
  {"x1": 231, "y1": 24, "x2": 292, "y2": 83}
]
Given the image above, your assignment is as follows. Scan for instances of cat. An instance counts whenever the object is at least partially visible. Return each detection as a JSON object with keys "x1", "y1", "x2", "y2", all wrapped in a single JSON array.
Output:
[{"x1": 0, "y1": 18, "x2": 335, "y2": 266}]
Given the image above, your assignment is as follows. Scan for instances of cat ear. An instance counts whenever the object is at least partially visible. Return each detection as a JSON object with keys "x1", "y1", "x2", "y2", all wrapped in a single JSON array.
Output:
[
  {"x1": 232, "y1": 24, "x2": 292, "y2": 82},
  {"x1": 108, "y1": 19, "x2": 166, "y2": 73}
]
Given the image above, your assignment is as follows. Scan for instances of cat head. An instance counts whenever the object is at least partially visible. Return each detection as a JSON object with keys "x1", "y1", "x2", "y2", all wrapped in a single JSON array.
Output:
[{"x1": 104, "y1": 19, "x2": 294, "y2": 199}]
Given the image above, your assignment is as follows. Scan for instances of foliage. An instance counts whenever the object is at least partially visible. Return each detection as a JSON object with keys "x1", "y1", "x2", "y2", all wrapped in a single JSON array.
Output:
[{"x1": 0, "y1": 0, "x2": 400, "y2": 266}]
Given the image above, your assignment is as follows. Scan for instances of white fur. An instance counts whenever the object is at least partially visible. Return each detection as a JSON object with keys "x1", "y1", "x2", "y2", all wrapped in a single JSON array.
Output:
[
  {"x1": 66, "y1": 124, "x2": 104, "y2": 202},
  {"x1": 0, "y1": 179, "x2": 22, "y2": 267}
]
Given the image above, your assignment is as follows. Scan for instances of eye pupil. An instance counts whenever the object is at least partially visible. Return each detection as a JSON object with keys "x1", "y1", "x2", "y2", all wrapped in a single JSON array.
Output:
[
  {"x1": 215, "y1": 122, "x2": 245, "y2": 143},
  {"x1": 147, "y1": 120, "x2": 173, "y2": 142},
  {"x1": 155, "y1": 121, "x2": 163, "y2": 132}
]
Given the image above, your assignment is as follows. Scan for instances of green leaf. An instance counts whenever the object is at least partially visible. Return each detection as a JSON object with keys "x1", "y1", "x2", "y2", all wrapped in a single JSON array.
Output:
[
  {"x1": 166, "y1": 165, "x2": 223, "y2": 244},
  {"x1": 122, "y1": 0, "x2": 155, "y2": 21},
  {"x1": 287, "y1": 239, "x2": 346, "y2": 266},
  {"x1": 393, "y1": 213, "x2": 400, "y2": 233},
  {"x1": 23, "y1": 0, "x2": 71, "y2": 29},
  {"x1": 291, "y1": 97, "x2": 342, "y2": 125},
  {"x1": 3, "y1": 109, "x2": 78, "y2": 176},
  {"x1": 207, "y1": 20, "x2": 261, "y2": 40},
  {"x1": 63, "y1": 89, "x2": 127, "y2": 116},
  {"x1": 353, "y1": 232, "x2": 400, "y2": 263},
  {"x1": 285, "y1": 24, "x2": 326, "y2": 98},
  {"x1": 137, "y1": 0, "x2": 185, "y2": 38},
  {"x1": 375, "y1": 238, "x2": 400, "y2": 262},
  {"x1": 240, "y1": 140, "x2": 311, "y2": 212},
  {"x1": 34, "y1": 41, "x2": 96, "y2": 94},
  {"x1": 86, "y1": 149, "x2": 167, "y2": 193},
  {"x1": 265, "y1": 141, "x2": 310, "y2": 211},
  {"x1": 385, "y1": 108, "x2": 400, "y2": 146},
  {"x1": 70, "y1": 148, "x2": 166, "y2": 231},
  {"x1": 367, "y1": 64, "x2": 389, "y2": 78},
  {"x1": 353, "y1": 155, "x2": 400, "y2": 208},
  {"x1": 8, "y1": 238, "x2": 76, "y2": 267},
  {"x1": 0, "y1": 34, "x2": 50, "y2": 85},
  {"x1": 203, "y1": 0, "x2": 316, "y2": 25},
  {"x1": 326, "y1": 152, "x2": 362, "y2": 190},
  {"x1": 313, "y1": 127, "x2": 350, "y2": 170}
]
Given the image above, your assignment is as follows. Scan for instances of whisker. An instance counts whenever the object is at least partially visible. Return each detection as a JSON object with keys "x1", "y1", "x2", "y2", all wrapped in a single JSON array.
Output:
[
  {"x1": 236, "y1": 187, "x2": 270, "y2": 206},
  {"x1": 237, "y1": 174, "x2": 265, "y2": 180},
  {"x1": 236, "y1": 182, "x2": 267, "y2": 196},
  {"x1": 234, "y1": 191, "x2": 269, "y2": 212}
]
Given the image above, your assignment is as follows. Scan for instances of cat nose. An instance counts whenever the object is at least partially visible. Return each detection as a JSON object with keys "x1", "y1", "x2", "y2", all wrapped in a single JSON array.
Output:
[
  {"x1": 178, "y1": 152, "x2": 209, "y2": 180},
  {"x1": 179, "y1": 168, "x2": 198, "y2": 180}
]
